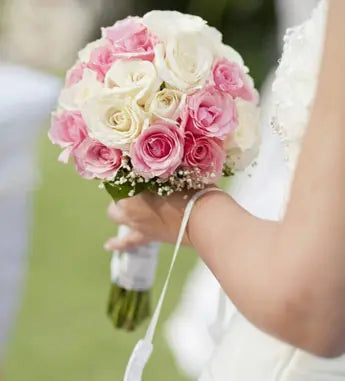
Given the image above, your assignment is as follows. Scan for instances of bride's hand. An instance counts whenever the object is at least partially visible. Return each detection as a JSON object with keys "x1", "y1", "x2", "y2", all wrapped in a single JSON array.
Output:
[{"x1": 104, "y1": 191, "x2": 194, "y2": 251}]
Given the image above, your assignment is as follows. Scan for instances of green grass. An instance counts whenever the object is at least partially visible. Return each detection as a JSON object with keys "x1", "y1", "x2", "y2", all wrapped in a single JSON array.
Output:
[{"x1": 4, "y1": 133, "x2": 196, "y2": 381}]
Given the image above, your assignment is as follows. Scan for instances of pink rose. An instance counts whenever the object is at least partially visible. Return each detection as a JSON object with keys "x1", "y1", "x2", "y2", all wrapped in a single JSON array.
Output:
[
  {"x1": 102, "y1": 17, "x2": 155, "y2": 61},
  {"x1": 87, "y1": 43, "x2": 116, "y2": 82},
  {"x1": 212, "y1": 58, "x2": 257, "y2": 102},
  {"x1": 130, "y1": 121, "x2": 184, "y2": 179},
  {"x1": 183, "y1": 132, "x2": 225, "y2": 182},
  {"x1": 74, "y1": 138, "x2": 122, "y2": 180},
  {"x1": 49, "y1": 110, "x2": 88, "y2": 163},
  {"x1": 182, "y1": 86, "x2": 238, "y2": 140},
  {"x1": 65, "y1": 62, "x2": 87, "y2": 88}
]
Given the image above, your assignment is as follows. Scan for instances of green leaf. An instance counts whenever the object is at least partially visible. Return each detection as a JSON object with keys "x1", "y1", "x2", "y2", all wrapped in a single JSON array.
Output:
[
  {"x1": 104, "y1": 181, "x2": 147, "y2": 203},
  {"x1": 222, "y1": 164, "x2": 235, "y2": 177}
]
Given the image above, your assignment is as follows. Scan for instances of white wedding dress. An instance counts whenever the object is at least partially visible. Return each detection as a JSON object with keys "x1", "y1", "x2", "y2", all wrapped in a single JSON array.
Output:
[{"x1": 197, "y1": 1, "x2": 345, "y2": 380}]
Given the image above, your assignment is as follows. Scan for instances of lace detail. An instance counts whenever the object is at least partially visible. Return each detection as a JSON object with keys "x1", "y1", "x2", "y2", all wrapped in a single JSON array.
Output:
[{"x1": 271, "y1": 0, "x2": 328, "y2": 175}]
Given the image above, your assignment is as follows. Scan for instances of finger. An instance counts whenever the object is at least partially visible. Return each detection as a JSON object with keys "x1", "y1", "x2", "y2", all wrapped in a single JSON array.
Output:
[
  {"x1": 104, "y1": 231, "x2": 151, "y2": 252},
  {"x1": 107, "y1": 202, "x2": 127, "y2": 225}
]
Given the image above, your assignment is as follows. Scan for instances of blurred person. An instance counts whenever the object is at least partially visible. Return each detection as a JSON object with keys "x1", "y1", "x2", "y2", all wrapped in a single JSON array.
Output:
[
  {"x1": 0, "y1": 65, "x2": 61, "y2": 375},
  {"x1": 107, "y1": 0, "x2": 345, "y2": 379}
]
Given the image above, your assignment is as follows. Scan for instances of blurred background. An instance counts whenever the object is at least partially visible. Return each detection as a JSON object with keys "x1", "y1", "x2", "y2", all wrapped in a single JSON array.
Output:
[{"x1": 0, "y1": 0, "x2": 297, "y2": 380}]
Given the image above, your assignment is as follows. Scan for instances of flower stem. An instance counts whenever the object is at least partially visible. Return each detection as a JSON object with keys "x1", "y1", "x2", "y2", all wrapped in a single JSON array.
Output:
[{"x1": 107, "y1": 284, "x2": 151, "y2": 331}]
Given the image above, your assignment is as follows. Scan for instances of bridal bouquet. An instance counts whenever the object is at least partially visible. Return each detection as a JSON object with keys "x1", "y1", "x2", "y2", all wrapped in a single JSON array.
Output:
[{"x1": 49, "y1": 11, "x2": 260, "y2": 331}]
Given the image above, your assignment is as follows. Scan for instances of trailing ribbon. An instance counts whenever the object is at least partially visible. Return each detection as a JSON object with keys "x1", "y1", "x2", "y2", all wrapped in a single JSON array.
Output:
[{"x1": 124, "y1": 187, "x2": 222, "y2": 381}]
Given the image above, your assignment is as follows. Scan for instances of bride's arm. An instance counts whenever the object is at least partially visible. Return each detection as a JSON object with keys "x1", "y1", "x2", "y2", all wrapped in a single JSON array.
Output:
[
  {"x1": 189, "y1": 0, "x2": 345, "y2": 357},
  {"x1": 106, "y1": 0, "x2": 345, "y2": 357}
]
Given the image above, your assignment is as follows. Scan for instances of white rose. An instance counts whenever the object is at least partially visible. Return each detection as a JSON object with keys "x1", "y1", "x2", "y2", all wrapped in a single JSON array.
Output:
[
  {"x1": 144, "y1": 10, "x2": 225, "y2": 59},
  {"x1": 154, "y1": 34, "x2": 214, "y2": 93},
  {"x1": 143, "y1": 11, "x2": 206, "y2": 42},
  {"x1": 82, "y1": 89, "x2": 148, "y2": 150},
  {"x1": 225, "y1": 99, "x2": 260, "y2": 170},
  {"x1": 59, "y1": 69, "x2": 103, "y2": 110},
  {"x1": 202, "y1": 25, "x2": 223, "y2": 47},
  {"x1": 105, "y1": 60, "x2": 162, "y2": 105},
  {"x1": 143, "y1": 11, "x2": 221, "y2": 92},
  {"x1": 78, "y1": 38, "x2": 105, "y2": 63},
  {"x1": 146, "y1": 88, "x2": 186, "y2": 123}
]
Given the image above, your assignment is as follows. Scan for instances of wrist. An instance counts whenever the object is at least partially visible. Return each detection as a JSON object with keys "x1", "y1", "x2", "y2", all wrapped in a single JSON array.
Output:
[{"x1": 186, "y1": 188, "x2": 227, "y2": 248}]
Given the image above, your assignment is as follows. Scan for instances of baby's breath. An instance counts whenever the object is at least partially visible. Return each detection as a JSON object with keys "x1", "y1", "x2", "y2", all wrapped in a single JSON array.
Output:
[{"x1": 105, "y1": 155, "x2": 234, "y2": 199}]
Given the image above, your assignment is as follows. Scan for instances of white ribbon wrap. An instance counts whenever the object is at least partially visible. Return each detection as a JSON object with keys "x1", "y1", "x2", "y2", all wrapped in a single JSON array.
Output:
[
  {"x1": 111, "y1": 225, "x2": 160, "y2": 291},
  {"x1": 123, "y1": 188, "x2": 222, "y2": 381}
]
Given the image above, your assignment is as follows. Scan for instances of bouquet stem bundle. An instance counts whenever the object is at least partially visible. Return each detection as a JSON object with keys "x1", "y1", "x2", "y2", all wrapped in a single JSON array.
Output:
[
  {"x1": 106, "y1": 225, "x2": 160, "y2": 331},
  {"x1": 107, "y1": 284, "x2": 150, "y2": 331}
]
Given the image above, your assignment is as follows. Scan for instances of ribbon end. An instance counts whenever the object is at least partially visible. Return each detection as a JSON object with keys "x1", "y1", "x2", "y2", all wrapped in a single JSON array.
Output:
[{"x1": 124, "y1": 339, "x2": 153, "y2": 381}]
